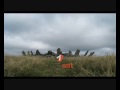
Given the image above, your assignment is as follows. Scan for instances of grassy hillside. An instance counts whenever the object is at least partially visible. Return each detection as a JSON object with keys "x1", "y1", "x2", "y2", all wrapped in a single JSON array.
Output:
[{"x1": 4, "y1": 54, "x2": 116, "y2": 77}]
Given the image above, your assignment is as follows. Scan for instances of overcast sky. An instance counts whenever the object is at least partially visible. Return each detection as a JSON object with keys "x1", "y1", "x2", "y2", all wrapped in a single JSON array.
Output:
[{"x1": 4, "y1": 13, "x2": 116, "y2": 56}]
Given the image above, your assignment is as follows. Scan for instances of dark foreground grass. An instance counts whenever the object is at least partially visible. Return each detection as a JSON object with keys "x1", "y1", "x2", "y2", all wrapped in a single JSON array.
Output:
[{"x1": 4, "y1": 54, "x2": 116, "y2": 77}]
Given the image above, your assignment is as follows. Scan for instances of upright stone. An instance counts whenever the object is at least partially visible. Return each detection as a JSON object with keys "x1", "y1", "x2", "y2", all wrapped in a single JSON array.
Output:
[
  {"x1": 69, "y1": 50, "x2": 73, "y2": 56},
  {"x1": 31, "y1": 51, "x2": 33, "y2": 56},
  {"x1": 28, "y1": 51, "x2": 30, "y2": 56},
  {"x1": 47, "y1": 50, "x2": 52, "y2": 55},
  {"x1": 22, "y1": 51, "x2": 26, "y2": 56},
  {"x1": 57, "y1": 48, "x2": 62, "y2": 55},
  {"x1": 84, "y1": 50, "x2": 89, "y2": 56},
  {"x1": 88, "y1": 52, "x2": 95, "y2": 57},
  {"x1": 35, "y1": 50, "x2": 40, "y2": 56},
  {"x1": 74, "y1": 49, "x2": 80, "y2": 56}
]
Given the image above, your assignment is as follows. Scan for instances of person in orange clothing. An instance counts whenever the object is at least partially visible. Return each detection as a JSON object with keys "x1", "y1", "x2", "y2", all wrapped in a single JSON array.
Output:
[{"x1": 56, "y1": 54, "x2": 64, "y2": 62}]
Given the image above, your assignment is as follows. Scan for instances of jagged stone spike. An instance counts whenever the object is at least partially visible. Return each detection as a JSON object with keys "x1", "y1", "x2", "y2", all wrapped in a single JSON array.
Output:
[
  {"x1": 31, "y1": 51, "x2": 33, "y2": 56},
  {"x1": 84, "y1": 50, "x2": 89, "y2": 56},
  {"x1": 88, "y1": 52, "x2": 92, "y2": 57},
  {"x1": 88, "y1": 52, "x2": 95, "y2": 57}
]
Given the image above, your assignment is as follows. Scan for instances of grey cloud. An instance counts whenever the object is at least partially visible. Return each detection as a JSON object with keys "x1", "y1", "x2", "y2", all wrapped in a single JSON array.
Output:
[{"x1": 4, "y1": 13, "x2": 116, "y2": 55}]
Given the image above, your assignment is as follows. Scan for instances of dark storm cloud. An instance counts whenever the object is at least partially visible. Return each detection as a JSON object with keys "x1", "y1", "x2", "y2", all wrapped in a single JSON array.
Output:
[{"x1": 4, "y1": 13, "x2": 116, "y2": 55}]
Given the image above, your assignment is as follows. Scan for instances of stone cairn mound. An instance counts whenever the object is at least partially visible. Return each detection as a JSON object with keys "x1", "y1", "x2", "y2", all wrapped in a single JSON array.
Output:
[{"x1": 22, "y1": 48, "x2": 95, "y2": 57}]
